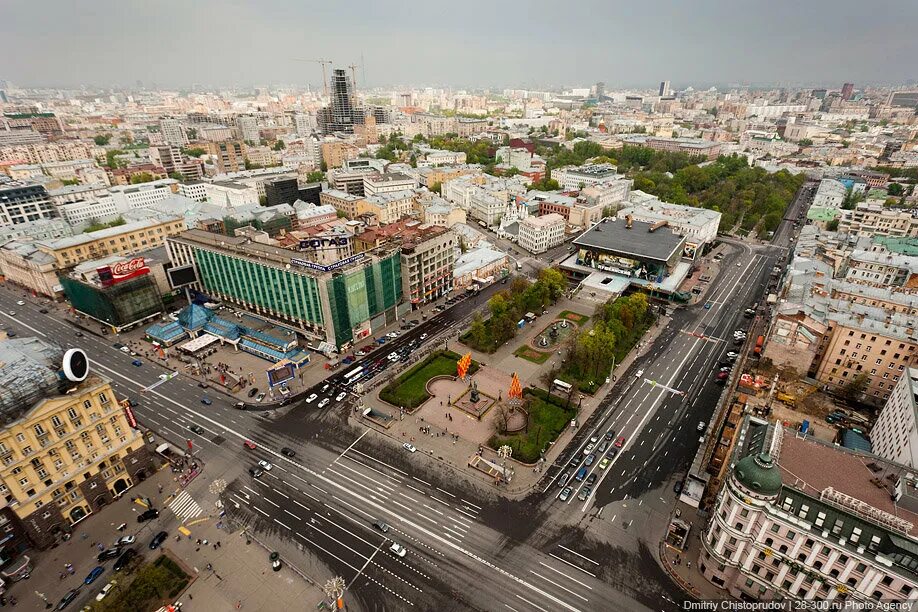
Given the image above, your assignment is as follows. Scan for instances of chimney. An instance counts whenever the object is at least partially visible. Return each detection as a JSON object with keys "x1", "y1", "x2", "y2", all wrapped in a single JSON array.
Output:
[{"x1": 625, "y1": 214, "x2": 633, "y2": 229}]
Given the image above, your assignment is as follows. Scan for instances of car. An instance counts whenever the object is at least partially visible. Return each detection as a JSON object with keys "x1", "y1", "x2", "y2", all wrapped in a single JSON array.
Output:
[
  {"x1": 318, "y1": 398, "x2": 329, "y2": 408},
  {"x1": 558, "y1": 487, "x2": 573, "y2": 501},
  {"x1": 673, "y1": 481, "x2": 683, "y2": 494},
  {"x1": 604, "y1": 431, "x2": 614, "y2": 441},
  {"x1": 569, "y1": 454, "x2": 581, "y2": 468},
  {"x1": 634, "y1": 369, "x2": 644, "y2": 379},
  {"x1": 198, "y1": 382, "x2": 208, "y2": 388},
  {"x1": 386, "y1": 332, "x2": 398, "y2": 339},
  {"x1": 578, "y1": 486, "x2": 593, "y2": 501},
  {"x1": 138, "y1": 507, "x2": 159, "y2": 522},
  {"x1": 75, "y1": 331, "x2": 84, "y2": 337},
  {"x1": 583, "y1": 442, "x2": 594, "y2": 455},
  {"x1": 189, "y1": 424, "x2": 205, "y2": 435},
  {"x1": 272, "y1": 557, "x2": 282, "y2": 571},
  {"x1": 119, "y1": 346, "x2": 130, "y2": 353},
  {"x1": 737, "y1": 262, "x2": 742, "y2": 267},
  {"x1": 387, "y1": 352, "x2": 398, "y2": 361},
  {"x1": 614, "y1": 436, "x2": 625, "y2": 448},
  {"x1": 598, "y1": 457, "x2": 610, "y2": 470},
  {"x1": 131, "y1": 359, "x2": 142, "y2": 367},
  {"x1": 16, "y1": 300, "x2": 24, "y2": 306},
  {"x1": 403, "y1": 443, "x2": 417, "y2": 453},
  {"x1": 336, "y1": 391, "x2": 347, "y2": 402},
  {"x1": 558, "y1": 470, "x2": 571, "y2": 485},
  {"x1": 128, "y1": 398, "x2": 139, "y2": 408},
  {"x1": 200, "y1": 397, "x2": 212, "y2": 405},
  {"x1": 720, "y1": 366, "x2": 732, "y2": 372},
  {"x1": 389, "y1": 542, "x2": 407, "y2": 557},
  {"x1": 584, "y1": 453, "x2": 595, "y2": 466},
  {"x1": 373, "y1": 520, "x2": 390, "y2": 533},
  {"x1": 255, "y1": 393, "x2": 265, "y2": 402},
  {"x1": 97, "y1": 547, "x2": 121, "y2": 561},
  {"x1": 116, "y1": 535, "x2": 135, "y2": 546},
  {"x1": 258, "y1": 460, "x2": 273, "y2": 471},
  {"x1": 96, "y1": 580, "x2": 117, "y2": 601},
  {"x1": 420, "y1": 333, "x2": 428, "y2": 341},
  {"x1": 305, "y1": 393, "x2": 318, "y2": 403},
  {"x1": 84, "y1": 565, "x2": 105, "y2": 585},
  {"x1": 249, "y1": 466, "x2": 264, "y2": 478},
  {"x1": 248, "y1": 388, "x2": 259, "y2": 398},
  {"x1": 703, "y1": 302, "x2": 711, "y2": 309},
  {"x1": 697, "y1": 421, "x2": 706, "y2": 432},
  {"x1": 148, "y1": 531, "x2": 168, "y2": 550},
  {"x1": 606, "y1": 448, "x2": 618, "y2": 459},
  {"x1": 717, "y1": 371, "x2": 729, "y2": 380},
  {"x1": 597, "y1": 441, "x2": 608, "y2": 453},
  {"x1": 586, "y1": 473, "x2": 598, "y2": 486},
  {"x1": 39, "y1": 308, "x2": 48, "y2": 314},
  {"x1": 281, "y1": 447, "x2": 296, "y2": 458},
  {"x1": 113, "y1": 548, "x2": 136, "y2": 571},
  {"x1": 743, "y1": 308, "x2": 756, "y2": 318},
  {"x1": 726, "y1": 352, "x2": 739, "y2": 358},
  {"x1": 57, "y1": 589, "x2": 80, "y2": 610},
  {"x1": 7, "y1": 311, "x2": 14, "y2": 316},
  {"x1": 158, "y1": 373, "x2": 169, "y2": 380},
  {"x1": 714, "y1": 377, "x2": 726, "y2": 385},
  {"x1": 243, "y1": 440, "x2": 257, "y2": 450}
]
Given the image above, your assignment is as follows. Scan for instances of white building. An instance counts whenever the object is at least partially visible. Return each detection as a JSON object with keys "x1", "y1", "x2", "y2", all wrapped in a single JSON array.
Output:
[
  {"x1": 235, "y1": 115, "x2": 259, "y2": 143},
  {"x1": 518, "y1": 213, "x2": 565, "y2": 254},
  {"x1": 202, "y1": 181, "x2": 259, "y2": 208},
  {"x1": 179, "y1": 181, "x2": 208, "y2": 202},
  {"x1": 294, "y1": 113, "x2": 316, "y2": 137},
  {"x1": 620, "y1": 192, "x2": 722, "y2": 256},
  {"x1": 109, "y1": 179, "x2": 178, "y2": 210},
  {"x1": 579, "y1": 178, "x2": 633, "y2": 209},
  {"x1": 416, "y1": 148, "x2": 467, "y2": 167},
  {"x1": 871, "y1": 368, "x2": 918, "y2": 468},
  {"x1": 363, "y1": 172, "x2": 418, "y2": 196},
  {"x1": 363, "y1": 190, "x2": 417, "y2": 224},
  {"x1": 58, "y1": 197, "x2": 122, "y2": 225},
  {"x1": 159, "y1": 117, "x2": 188, "y2": 147},
  {"x1": 813, "y1": 178, "x2": 849, "y2": 209},
  {"x1": 551, "y1": 163, "x2": 618, "y2": 191}
]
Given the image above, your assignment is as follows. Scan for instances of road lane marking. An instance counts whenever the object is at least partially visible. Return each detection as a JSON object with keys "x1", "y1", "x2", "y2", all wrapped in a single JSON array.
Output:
[
  {"x1": 254, "y1": 506, "x2": 269, "y2": 517},
  {"x1": 284, "y1": 509, "x2": 301, "y2": 521},
  {"x1": 332, "y1": 429, "x2": 370, "y2": 466},
  {"x1": 514, "y1": 594, "x2": 548, "y2": 612},
  {"x1": 538, "y1": 562, "x2": 594, "y2": 589},
  {"x1": 556, "y1": 546, "x2": 599, "y2": 566},
  {"x1": 528, "y1": 571, "x2": 588, "y2": 602},
  {"x1": 274, "y1": 518, "x2": 291, "y2": 531}
]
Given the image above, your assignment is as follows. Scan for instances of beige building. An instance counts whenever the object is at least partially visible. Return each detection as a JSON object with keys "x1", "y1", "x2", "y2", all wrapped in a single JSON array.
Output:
[
  {"x1": 360, "y1": 190, "x2": 418, "y2": 224},
  {"x1": 399, "y1": 225, "x2": 456, "y2": 306},
  {"x1": 0, "y1": 339, "x2": 156, "y2": 549},
  {"x1": 204, "y1": 141, "x2": 246, "y2": 174},
  {"x1": 838, "y1": 203, "x2": 918, "y2": 238},
  {"x1": 518, "y1": 213, "x2": 565, "y2": 254},
  {"x1": 0, "y1": 241, "x2": 61, "y2": 297},
  {"x1": 320, "y1": 141, "x2": 359, "y2": 169},
  {"x1": 319, "y1": 189, "x2": 365, "y2": 219}
]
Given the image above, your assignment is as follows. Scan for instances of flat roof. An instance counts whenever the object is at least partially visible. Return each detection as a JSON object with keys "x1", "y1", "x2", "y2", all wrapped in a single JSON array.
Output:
[{"x1": 572, "y1": 217, "x2": 686, "y2": 263}]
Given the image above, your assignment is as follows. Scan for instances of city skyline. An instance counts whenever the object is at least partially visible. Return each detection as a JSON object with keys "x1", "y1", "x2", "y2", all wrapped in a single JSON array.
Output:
[{"x1": 4, "y1": 0, "x2": 918, "y2": 89}]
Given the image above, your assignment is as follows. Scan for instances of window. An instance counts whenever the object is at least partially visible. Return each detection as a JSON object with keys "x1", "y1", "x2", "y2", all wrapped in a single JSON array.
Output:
[
  {"x1": 771, "y1": 524, "x2": 780, "y2": 533},
  {"x1": 741, "y1": 509, "x2": 749, "y2": 518},
  {"x1": 33, "y1": 424, "x2": 46, "y2": 436},
  {"x1": 15, "y1": 433, "x2": 25, "y2": 443},
  {"x1": 18, "y1": 477, "x2": 28, "y2": 487},
  {"x1": 51, "y1": 416, "x2": 62, "y2": 427},
  {"x1": 882, "y1": 576, "x2": 893, "y2": 587}
]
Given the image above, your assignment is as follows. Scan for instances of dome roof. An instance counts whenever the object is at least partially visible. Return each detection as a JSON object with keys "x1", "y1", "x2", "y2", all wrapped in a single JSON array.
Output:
[{"x1": 734, "y1": 452, "x2": 782, "y2": 497}]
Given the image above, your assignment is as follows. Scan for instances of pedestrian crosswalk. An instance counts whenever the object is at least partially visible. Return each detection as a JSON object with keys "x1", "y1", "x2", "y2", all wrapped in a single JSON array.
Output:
[{"x1": 169, "y1": 490, "x2": 203, "y2": 522}]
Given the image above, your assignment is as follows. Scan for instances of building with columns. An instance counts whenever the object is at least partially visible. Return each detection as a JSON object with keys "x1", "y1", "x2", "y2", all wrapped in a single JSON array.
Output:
[{"x1": 700, "y1": 419, "x2": 918, "y2": 604}]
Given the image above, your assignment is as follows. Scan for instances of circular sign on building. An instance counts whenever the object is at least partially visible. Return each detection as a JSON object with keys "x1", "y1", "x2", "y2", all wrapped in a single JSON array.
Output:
[{"x1": 62, "y1": 348, "x2": 89, "y2": 382}]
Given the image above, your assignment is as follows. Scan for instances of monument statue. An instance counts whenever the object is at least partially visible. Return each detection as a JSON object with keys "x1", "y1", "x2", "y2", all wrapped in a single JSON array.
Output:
[{"x1": 470, "y1": 379, "x2": 480, "y2": 403}]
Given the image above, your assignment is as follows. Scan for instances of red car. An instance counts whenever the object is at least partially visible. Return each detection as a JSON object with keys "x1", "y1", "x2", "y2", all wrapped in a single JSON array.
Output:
[
  {"x1": 243, "y1": 440, "x2": 257, "y2": 450},
  {"x1": 717, "y1": 371, "x2": 729, "y2": 380},
  {"x1": 614, "y1": 436, "x2": 625, "y2": 448}
]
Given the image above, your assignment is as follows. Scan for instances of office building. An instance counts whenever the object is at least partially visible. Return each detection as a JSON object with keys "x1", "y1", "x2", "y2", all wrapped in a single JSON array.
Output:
[
  {"x1": 264, "y1": 177, "x2": 300, "y2": 207},
  {"x1": 518, "y1": 213, "x2": 565, "y2": 254},
  {"x1": 837, "y1": 203, "x2": 918, "y2": 238},
  {"x1": 362, "y1": 190, "x2": 417, "y2": 224},
  {"x1": 0, "y1": 338, "x2": 155, "y2": 549},
  {"x1": 659, "y1": 81, "x2": 671, "y2": 97},
  {"x1": 236, "y1": 115, "x2": 260, "y2": 143},
  {"x1": 202, "y1": 181, "x2": 259, "y2": 208},
  {"x1": 318, "y1": 69, "x2": 359, "y2": 135},
  {"x1": 813, "y1": 179, "x2": 849, "y2": 209},
  {"x1": 320, "y1": 189, "x2": 365, "y2": 219},
  {"x1": 166, "y1": 229, "x2": 404, "y2": 349},
  {"x1": 841, "y1": 82, "x2": 855, "y2": 101},
  {"x1": 363, "y1": 172, "x2": 418, "y2": 196},
  {"x1": 159, "y1": 117, "x2": 188, "y2": 147},
  {"x1": 700, "y1": 420, "x2": 918, "y2": 604},
  {"x1": 0, "y1": 241, "x2": 60, "y2": 297},
  {"x1": 179, "y1": 181, "x2": 208, "y2": 202},
  {"x1": 0, "y1": 181, "x2": 55, "y2": 227},
  {"x1": 871, "y1": 368, "x2": 918, "y2": 468},
  {"x1": 399, "y1": 224, "x2": 456, "y2": 307},
  {"x1": 551, "y1": 164, "x2": 619, "y2": 191}
]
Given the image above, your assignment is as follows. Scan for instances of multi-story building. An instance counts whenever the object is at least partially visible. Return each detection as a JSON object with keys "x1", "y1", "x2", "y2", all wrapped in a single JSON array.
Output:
[
  {"x1": 2, "y1": 112, "x2": 64, "y2": 136},
  {"x1": 551, "y1": 163, "x2": 618, "y2": 191},
  {"x1": 264, "y1": 177, "x2": 300, "y2": 207},
  {"x1": 107, "y1": 164, "x2": 169, "y2": 186},
  {"x1": 643, "y1": 137, "x2": 722, "y2": 160},
  {"x1": 518, "y1": 213, "x2": 565, "y2": 254},
  {"x1": 456, "y1": 118, "x2": 488, "y2": 138},
  {"x1": 363, "y1": 172, "x2": 417, "y2": 197},
  {"x1": 292, "y1": 202, "x2": 337, "y2": 230},
  {"x1": 420, "y1": 197, "x2": 467, "y2": 228},
  {"x1": 700, "y1": 419, "x2": 918, "y2": 604},
  {"x1": 320, "y1": 189, "x2": 365, "y2": 219},
  {"x1": 838, "y1": 203, "x2": 918, "y2": 238},
  {"x1": 813, "y1": 179, "x2": 849, "y2": 209},
  {"x1": 36, "y1": 215, "x2": 186, "y2": 270},
  {"x1": 0, "y1": 338, "x2": 156, "y2": 549},
  {"x1": 579, "y1": 178, "x2": 633, "y2": 210},
  {"x1": 320, "y1": 140, "x2": 359, "y2": 170},
  {"x1": 619, "y1": 197, "x2": 721, "y2": 257},
  {"x1": 0, "y1": 180, "x2": 55, "y2": 227},
  {"x1": 844, "y1": 250, "x2": 917, "y2": 288},
  {"x1": 416, "y1": 148, "x2": 467, "y2": 167},
  {"x1": 870, "y1": 368, "x2": 918, "y2": 468},
  {"x1": 166, "y1": 229, "x2": 404, "y2": 348},
  {"x1": 178, "y1": 181, "x2": 208, "y2": 202},
  {"x1": 399, "y1": 224, "x2": 456, "y2": 307},
  {"x1": 470, "y1": 191, "x2": 507, "y2": 227},
  {"x1": 0, "y1": 142, "x2": 101, "y2": 166},
  {"x1": 149, "y1": 145, "x2": 203, "y2": 181},
  {"x1": 235, "y1": 115, "x2": 260, "y2": 143},
  {"x1": 361, "y1": 190, "x2": 417, "y2": 224},
  {"x1": 0, "y1": 241, "x2": 60, "y2": 297},
  {"x1": 202, "y1": 181, "x2": 259, "y2": 208},
  {"x1": 159, "y1": 117, "x2": 188, "y2": 147},
  {"x1": 317, "y1": 69, "x2": 359, "y2": 135},
  {"x1": 204, "y1": 141, "x2": 246, "y2": 174}
]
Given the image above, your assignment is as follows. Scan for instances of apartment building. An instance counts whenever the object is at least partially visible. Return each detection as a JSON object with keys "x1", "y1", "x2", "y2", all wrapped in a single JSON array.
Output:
[
  {"x1": 320, "y1": 141, "x2": 359, "y2": 169},
  {"x1": 870, "y1": 368, "x2": 918, "y2": 468},
  {"x1": 320, "y1": 189, "x2": 365, "y2": 219},
  {"x1": 363, "y1": 172, "x2": 418, "y2": 196},
  {"x1": 0, "y1": 181, "x2": 55, "y2": 227},
  {"x1": 400, "y1": 225, "x2": 456, "y2": 306},
  {"x1": 0, "y1": 338, "x2": 155, "y2": 549},
  {"x1": 518, "y1": 213, "x2": 565, "y2": 254},
  {"x1": 0, "y1": 241, "x2": 60, "y2": 297},
  {"x1": 844, "y1": 251, "x2": 917, "y2": 287},
  {"x1": 701, "y1": 421, "x2": 918, "y2": 604},
  {"x1": 838, "y1": 203, "x2": 918, "y2": 238},
  {"x1": 0, "y1": 142, "x2": 102, "y2": 165},
  {"x1": 644, "y1": 137, "x2": 722, "y2": 160},
  {"x1": 159, "y1": 117, "x2": 188, "y2": 147},
  {"x1": 361, "y1": 190, "x2": 417, "y2": 224},
  {"x1": 204, "y1": 141, "x2": 246, "y2": 174},
  {"x1": 551, "y1": 163, "x2": 618, "y2": 191},
  {"x1": 813, "y1": 179, "x2": 849, "y2": 209}
]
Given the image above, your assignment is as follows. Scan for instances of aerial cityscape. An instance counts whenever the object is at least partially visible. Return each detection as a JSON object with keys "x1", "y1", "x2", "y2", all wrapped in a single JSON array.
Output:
[{"x1": 2, "y1": 2, "x2": 918, "y2": 610}]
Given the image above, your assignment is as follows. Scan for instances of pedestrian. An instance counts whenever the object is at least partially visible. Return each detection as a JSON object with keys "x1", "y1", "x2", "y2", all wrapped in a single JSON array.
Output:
[
  {"x1": 189, "y1": 595, "x2": 193, "y2": 601},
  {"x1": 217, "y1": 541, "x2": 221, "y2": 547}
]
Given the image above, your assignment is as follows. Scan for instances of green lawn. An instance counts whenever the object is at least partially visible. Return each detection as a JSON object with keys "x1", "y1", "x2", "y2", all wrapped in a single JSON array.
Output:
[
  {"x1": 489, "y1": 389, "x2": 576, "y2": 463},
  {"x1": 513, "y1": 345, "x2": 552, "y2": 364},
  {"x1": 95, "y1": 554, "x2": 190, "y2": 612},
  {"x1": 558, "y1": 310, "x2": 589, "y2": 325},
  {"x1": 379, "y1": 350, "x2": 478, "y2": 409}
]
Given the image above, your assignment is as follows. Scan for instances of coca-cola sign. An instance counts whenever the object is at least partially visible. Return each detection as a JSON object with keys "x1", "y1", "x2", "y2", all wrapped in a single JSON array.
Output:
[{"x1": 97, "y1": 257, "x2": 149, "y2": 286}]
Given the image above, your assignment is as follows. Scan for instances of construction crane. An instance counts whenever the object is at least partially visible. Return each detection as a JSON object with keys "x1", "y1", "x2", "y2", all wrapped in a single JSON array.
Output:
[
  {"x1": 294, "y1": 59, "x2": 332, "y2": 97},
  {"x1": 347, "y1": 64, "x2": 359, "y2": 90}
]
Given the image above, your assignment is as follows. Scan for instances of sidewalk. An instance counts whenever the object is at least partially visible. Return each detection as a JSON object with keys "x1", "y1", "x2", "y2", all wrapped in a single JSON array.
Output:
[
  {"x1": 657, "y1": 502, "x2": 727, "y2": 601},
  {"x1": 353, "y1": 310, "x2": 672, "y2": 499}
]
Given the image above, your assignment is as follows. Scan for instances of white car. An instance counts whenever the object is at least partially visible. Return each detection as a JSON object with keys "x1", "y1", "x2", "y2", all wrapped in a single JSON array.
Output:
[
  {"x1": 16, "y1": 300, "x2": 24, "y2": 306},
  {"x1": 318, "y1": 398, "x2": 329, "y2": 408},
  {"x1": 96, "y1": 581, "x2": 117, "y2": 601},
  {"x1": 635, "y1": 369, "x2": 644, "y2": 378},
  {"x1": 7, "y1": 311, "x2": 14, "y2": 316},
  {"x1": 158, "y1": 373, "x2": 169, "y2": 380},
  {"x1": 389, "y1": 542, "x2": 407, "y2": 557},
  {"x1": 305, "y1": 393, "x2": 318, "y2": 403},
  {"x1": 119, "y1": 346, "x2": 130, "y2": 353},
  {"x1": 386, "y1": 332, "x2": 399, "y2": 339},
  {"x1": 736, "y1": 263, "x2": 742, "y2": 267},
  {"x1": 258, "y1": 460, "x2": 273, "y2": 471},
  {"x1": 335, "y1": 392, "x2": 347, "y2": 402},
  {"x1": 420, "y1": 333, "x2": 428, "y2": 341},
  {"x1": 402, "y1": 443, "x2": 417, "y2": 453}
]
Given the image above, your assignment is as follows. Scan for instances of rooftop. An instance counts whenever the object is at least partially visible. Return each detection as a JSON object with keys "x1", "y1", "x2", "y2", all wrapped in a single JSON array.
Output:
[
  {"x1": 573, "y1": 217, "x2": 686, "y2": 263},
  {"x1": 38, "y1": 215, "x2": 185, "y2": 251}
]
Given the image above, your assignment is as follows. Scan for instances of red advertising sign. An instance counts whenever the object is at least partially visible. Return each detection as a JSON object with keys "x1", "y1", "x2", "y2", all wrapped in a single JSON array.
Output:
[
  {"x1": 187, "y1": 439, "x2": 194, "y2": 451},
  {"x1": 121, "y1": 401, "x2": 138, "y2": 428},
  {"x1": 97, "y1": 257, "x2": 149, "y2": 286}
]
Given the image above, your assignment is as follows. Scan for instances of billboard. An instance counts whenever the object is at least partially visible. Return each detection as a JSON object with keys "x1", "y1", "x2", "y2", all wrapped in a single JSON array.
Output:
[
  {"x1": 577, "y1": 248, "x2": 640, "y2": 276},
  {"x1": 97, "y1": 257, "x2": 149, "y2": 286},
  {"x1": 298, "y1": 236, "x2": 349, "y2": 251},
  {"x1": 290, "y1": 253, "x2": 365, "y2": 273},
  {"x1": 166, "y1": 264, "x2": 198, "y2": 289}
]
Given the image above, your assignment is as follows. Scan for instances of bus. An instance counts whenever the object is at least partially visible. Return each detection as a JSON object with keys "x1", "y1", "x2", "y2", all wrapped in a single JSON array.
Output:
[{"x1": 344, "y1": 365, "x2": 365, "y2": 384}]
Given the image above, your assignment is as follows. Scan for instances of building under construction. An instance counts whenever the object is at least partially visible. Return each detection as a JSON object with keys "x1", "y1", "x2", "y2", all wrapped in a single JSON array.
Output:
[{"x1": 317, "y1": 68, "x2": 365, "y2": 135}]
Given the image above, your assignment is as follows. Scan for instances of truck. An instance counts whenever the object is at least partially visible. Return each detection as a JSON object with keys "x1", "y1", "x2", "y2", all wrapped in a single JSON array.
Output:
[
  {"x1": 753, "y1": 335, "x2": 765, "y2": 356},
  {"x1": 516, "y1": 261, "x2": 523, "y2": 271}
]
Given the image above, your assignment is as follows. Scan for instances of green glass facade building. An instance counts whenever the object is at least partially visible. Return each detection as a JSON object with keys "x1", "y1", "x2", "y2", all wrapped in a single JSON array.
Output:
[{"x1": 166, "y1": 230, "x2": 404, "y2": 349}]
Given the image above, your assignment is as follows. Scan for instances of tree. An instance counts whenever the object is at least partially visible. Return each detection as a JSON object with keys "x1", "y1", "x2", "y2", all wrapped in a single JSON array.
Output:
[
  {"x1": 273, "y1": 140, "x2": 286, "y2": 151},
  {"x1": 429, "y1": 181, "x2": 442, "y2": 194},
  {"x1": 529, "y1": 177, "x2": 560, "y2": 191},
  {"x1": 826, "y1": 218, "x2": 840, "y2": 231},
  {"x1": 94, "y1": 134, "x2": 112, "y2": 146},
  {"x1": 186, "y1": 127, "x2": 197, "y2": 140},
  {"x1": 505, "y1": 167, "x2": 521, "y2": 177},
  {"x1": 798, "y1": 138, "x2": 813, "y2": 147},
  {"x1": 306, "y1": 171, "x2": 325, "y2": 183},
  {"x1": 168, "y1": 171, "x2": 185, "y2": 182},
  {"x1": 60, "y1": 177, "x2": 80, "y2": 186},
  {"x1": 130, "y1": 172, "x2": 154, "y2": 184},
  {"x1": 840, "y1": 372, "x2": 869, "y2": 403},
  {"x1": 888, "y1": 182, "x2": 903, "y2": 196},
  {"x1": 183, "y1": 147, "x2": 206, "y2": 158}
]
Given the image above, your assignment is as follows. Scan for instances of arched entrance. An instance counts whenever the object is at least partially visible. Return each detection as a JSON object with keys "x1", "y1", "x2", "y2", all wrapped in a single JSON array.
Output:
[
  {"x1": 113, "y1": 479, "x2": 129, "y2": 495},
  {"x1": 69, "y1": 506, "x2": 87, "y2": 523},
  {"x1": 92, "y1": 494, "x2": 108, "y2": 511}
]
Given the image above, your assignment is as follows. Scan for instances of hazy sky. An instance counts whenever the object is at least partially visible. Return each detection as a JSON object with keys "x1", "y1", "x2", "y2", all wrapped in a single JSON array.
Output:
[{"x1": 4, "y1": 0, "x2": 917, "y2": 90}]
